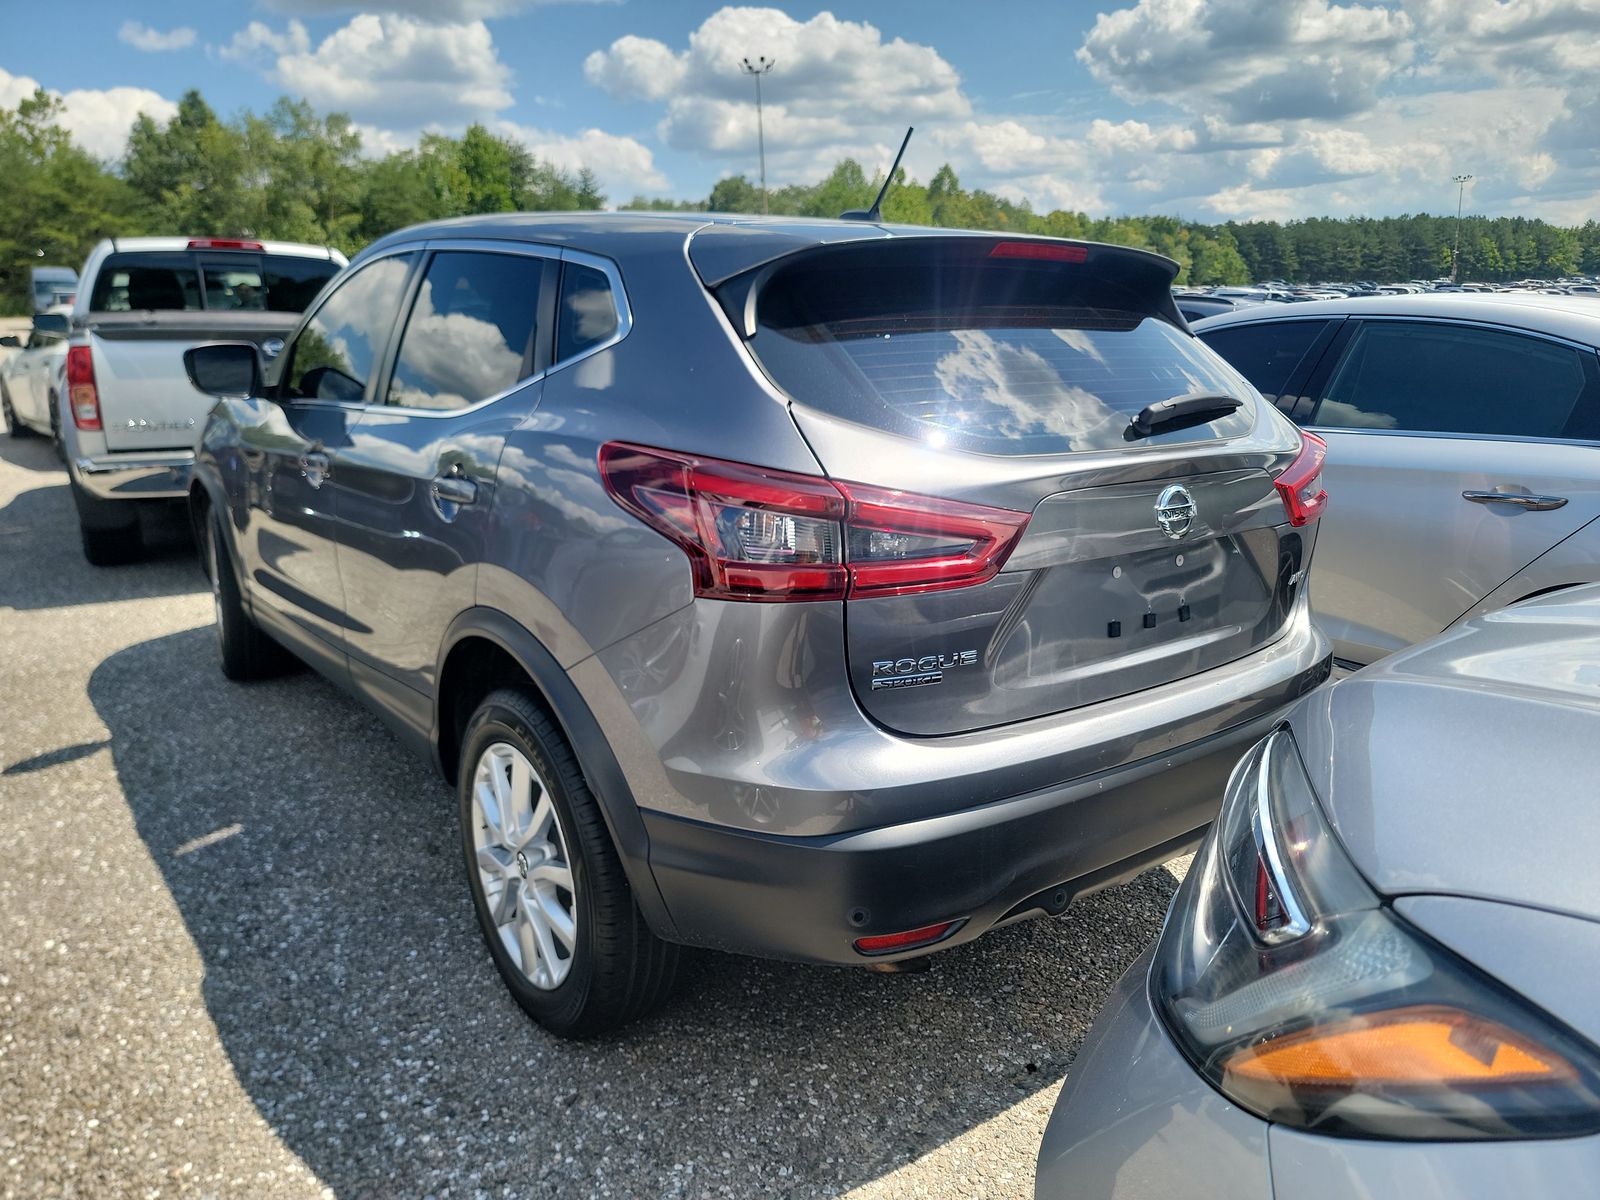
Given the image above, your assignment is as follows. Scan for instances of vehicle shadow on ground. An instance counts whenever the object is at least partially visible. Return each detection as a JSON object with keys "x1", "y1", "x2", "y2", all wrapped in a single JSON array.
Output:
[
  {"x1": 0, "y1": 478, "x2": 200, "y2": 612},
  {"x1": 0, "y1": 427, "x2": 63, "y2": 473},
  {"x1": 92, "y1": 628, "x2": 1180, "y2": 1199}
]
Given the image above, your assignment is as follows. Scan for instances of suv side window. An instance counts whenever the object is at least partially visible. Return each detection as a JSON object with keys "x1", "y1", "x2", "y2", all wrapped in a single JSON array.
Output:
[
  {"x1": 556, "y1": 262, "x2": 619, "y2": 362},
  {"x1": 386, "y1": 251, "x2": 545, "y2": 411},
  {"x1": 1312, "y1": 321, "x2": 1588, "y2": 438},
  {"x1": 1196, "y1": 320, "x2": 1330, "y2": 407},
  {"x1": 285, "y1": 253, "x2": 414, "y2": 403}
]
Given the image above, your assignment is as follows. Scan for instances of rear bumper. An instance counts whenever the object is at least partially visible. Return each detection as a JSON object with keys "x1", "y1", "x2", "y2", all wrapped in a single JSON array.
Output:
[
  {"x1": 643, "y1": 696, "x2": 1317, "y2": 964},
  {"x1": 71, "y1": 451, "x2": 194, "y2": 500}
]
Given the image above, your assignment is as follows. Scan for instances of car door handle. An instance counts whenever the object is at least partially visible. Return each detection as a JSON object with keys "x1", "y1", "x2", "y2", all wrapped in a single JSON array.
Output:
[
  {"x1": 300, "y1": 451, "x2": 330, "y2": 488},
  {"x1": 1462, "y1": 490, "x2": 1568, "y2": 512},
  {"x1": 431, "y1": 473, "x2": 478, "y2": 507}
]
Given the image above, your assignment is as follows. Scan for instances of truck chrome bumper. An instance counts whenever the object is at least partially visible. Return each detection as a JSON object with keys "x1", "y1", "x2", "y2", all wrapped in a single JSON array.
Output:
[{"x1": 72, "y1": 452, "x2": 194, "y2": 500}]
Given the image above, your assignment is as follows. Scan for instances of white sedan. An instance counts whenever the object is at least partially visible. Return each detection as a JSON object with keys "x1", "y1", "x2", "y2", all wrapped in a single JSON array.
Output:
[{"x1": 1, "y1": 306, "x2": 71, "y2": 445}]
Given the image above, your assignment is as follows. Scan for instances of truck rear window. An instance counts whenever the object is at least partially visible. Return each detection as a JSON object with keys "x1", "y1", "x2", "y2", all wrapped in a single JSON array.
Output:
[
  {"x1": 745, "y1": 245, "x2": 1254, "y2": 456},
  {"x1": 90, "y1": 252, "x2": 339, "y2": 314}
]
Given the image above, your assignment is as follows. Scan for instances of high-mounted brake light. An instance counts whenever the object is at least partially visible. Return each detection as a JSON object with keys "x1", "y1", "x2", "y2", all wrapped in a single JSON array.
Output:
[
  {"x1": 187, "y1": 238, "x2": 265, "y2": 251},
  {"x1": 988, "y1": 241, "x2": 1089, "y2": 263},
  {"x1": 1273, "y1": 431, "x2": 1327, "y2": 527},
  {"x1": 66, "y1": 345, "x2": 101, "y2": 431},
  {"x1": 598, "y1": 443, "x2": 1030, "y2": 603}
]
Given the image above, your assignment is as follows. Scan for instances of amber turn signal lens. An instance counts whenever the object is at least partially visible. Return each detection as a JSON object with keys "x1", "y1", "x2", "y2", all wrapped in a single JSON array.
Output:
[{"x1": 1224, "y1": 1006, "x2": 1578, "y2": 1088}]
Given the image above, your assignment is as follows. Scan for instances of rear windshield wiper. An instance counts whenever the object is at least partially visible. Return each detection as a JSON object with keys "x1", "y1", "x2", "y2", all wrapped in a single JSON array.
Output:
[{"x1": 1127, "y1": 393, "x2": 1243, "y2": 440}]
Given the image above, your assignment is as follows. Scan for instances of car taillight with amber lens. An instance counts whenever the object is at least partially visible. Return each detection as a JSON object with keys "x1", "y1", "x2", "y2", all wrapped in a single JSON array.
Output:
[{"x1": 1151, "y1": 729, "x2": 1600, "y2": 1140}]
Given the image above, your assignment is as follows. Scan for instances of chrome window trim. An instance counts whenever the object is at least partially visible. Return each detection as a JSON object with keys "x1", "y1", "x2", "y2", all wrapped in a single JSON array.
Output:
[
  {"x1": 546, "y1": 247, "x2": 633, "y2": 377},
  {"x1": 356, "y1": 241, "x2": 631, "y2": 419}
]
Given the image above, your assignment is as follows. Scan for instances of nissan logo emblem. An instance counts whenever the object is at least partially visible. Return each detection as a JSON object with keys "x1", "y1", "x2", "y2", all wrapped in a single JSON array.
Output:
[{"x1": 1155, "y1": 484, "x2": 1197, "y2": 540}]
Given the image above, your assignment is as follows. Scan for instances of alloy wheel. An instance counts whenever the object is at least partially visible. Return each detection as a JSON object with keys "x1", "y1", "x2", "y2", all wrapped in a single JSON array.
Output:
[{"x1": 471, "y1": 741, "x2": 579, "y2": 990}]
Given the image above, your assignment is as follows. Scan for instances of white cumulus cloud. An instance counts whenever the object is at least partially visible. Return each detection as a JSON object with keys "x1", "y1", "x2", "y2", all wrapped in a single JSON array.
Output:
[
  {"x1": 118, "y1": 21, "x2": 197, "y2": 52},
  {"x1": 0, "y1": 67, "x2": 176, "y2": 161}
]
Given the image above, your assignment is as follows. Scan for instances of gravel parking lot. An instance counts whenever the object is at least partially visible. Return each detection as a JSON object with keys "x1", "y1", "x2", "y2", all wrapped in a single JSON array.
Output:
[{"x1": 0, "y1": 429, "x2": 1187, "y2": 1199}]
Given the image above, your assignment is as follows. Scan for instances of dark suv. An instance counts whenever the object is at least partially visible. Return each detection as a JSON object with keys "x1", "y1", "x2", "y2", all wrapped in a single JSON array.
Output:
[{"x1": 185, "y1": 214, "x2": 1332, "y2": 1036}]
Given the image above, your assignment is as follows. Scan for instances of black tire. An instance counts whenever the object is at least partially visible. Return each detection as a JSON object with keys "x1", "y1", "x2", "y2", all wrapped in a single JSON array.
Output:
[
  {"x1": 459, "y1": 688, "x2": 680, "y2": 1038},
  {"x1": 1, "y1": 381, "x2": 27, "y2": 438},
  {"x1": 204, "y1": 511, "x2": 292, "y2": 680},
  {"x1": 71, "y1": 478, "x2": 143, "y2": 566},
  {"x1": 48, "y1": 390, "x2": 63, "y2": 460}
]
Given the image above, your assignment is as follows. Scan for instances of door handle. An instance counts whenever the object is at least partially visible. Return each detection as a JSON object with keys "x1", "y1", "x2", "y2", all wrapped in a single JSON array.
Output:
[
  {"x1": 1462, "y1": 490, "x2": 1568, "y2": 512},
  {"x1": 300, "y1": 451, "x2": 330, "y2": 488},
  {"x1": 431, "y1": 473, "x2": 478, "y2": 507}
]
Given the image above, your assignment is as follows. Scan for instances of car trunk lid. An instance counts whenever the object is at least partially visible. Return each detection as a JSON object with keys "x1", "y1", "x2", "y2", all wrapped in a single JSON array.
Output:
[{"x1": 716, "y1": 234, "x2": 1310, "y2": 735}]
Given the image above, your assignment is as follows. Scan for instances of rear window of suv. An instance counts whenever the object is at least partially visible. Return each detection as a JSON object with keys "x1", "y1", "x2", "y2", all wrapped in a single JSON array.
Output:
[
  {"x1": 90, "y1": 252, "x2": 339, "y2": 314},
  {"x1": 744, "y1": 243, "x2": 1254, "y2": 456}
]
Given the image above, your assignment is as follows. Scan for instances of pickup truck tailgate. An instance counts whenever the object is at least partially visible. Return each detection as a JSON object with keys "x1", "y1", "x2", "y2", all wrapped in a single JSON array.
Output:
[{"x1": 89, "y1": 311, "x2": 299, "y2": 452}]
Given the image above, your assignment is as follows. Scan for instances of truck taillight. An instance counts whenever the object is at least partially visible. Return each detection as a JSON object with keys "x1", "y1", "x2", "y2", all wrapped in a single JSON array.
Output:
[
  {"x1": 66, "y1": 345, "x2": 101, "y2": 431},
  {"x1": 1273, "y1": 432, "x2": 1327, "y2": 527},
  {"x1": 598, "y1": 443, "x2": 1030, "y2": 602}
]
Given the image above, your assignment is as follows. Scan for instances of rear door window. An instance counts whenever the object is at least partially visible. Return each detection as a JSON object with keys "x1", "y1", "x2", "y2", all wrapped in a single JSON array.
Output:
[
  {"x1": 386, "y1": 251, "x2": 545, "y2": 410},
  {"x1": 1311, "y1": 321, "x2": 1590, "y2": 438},
  {"x1": 285, "y1": 253, "x2": 414, "y2": 404},
  {"x1": 745, "y1": 247, "x2": 1253, "y2": 456},
  {"x1": 1197, "y1": 320, "x2": 1333, "y2": 407}
]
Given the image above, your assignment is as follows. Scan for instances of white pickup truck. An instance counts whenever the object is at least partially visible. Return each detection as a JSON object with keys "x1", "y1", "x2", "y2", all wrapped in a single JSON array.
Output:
[{"x1": 62, "y1": 237, "x2": 347, "y2": 564}]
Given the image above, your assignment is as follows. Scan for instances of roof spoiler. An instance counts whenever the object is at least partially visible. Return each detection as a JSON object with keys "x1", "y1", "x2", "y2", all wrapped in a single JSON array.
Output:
[{"x1": 711, "y1": 235, "x2": 1185, "y2": 340}]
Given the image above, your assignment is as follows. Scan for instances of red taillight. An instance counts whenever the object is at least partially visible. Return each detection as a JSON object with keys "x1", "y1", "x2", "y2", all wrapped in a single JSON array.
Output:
[
  {"x1": 66, "y1": 345, "x2": 100, "y2": 431},
  {"x1": 187, "y1": 238, "x2": 265, "y2": 251},
  {"x1": 1273, "y1": 432, "x2": 1327, "y2": 527},
  {"x1": 988, "y1": 240, "x2": 1088, "y2": 263},
  {"x1": 598, "y1": 443, "x2": 1030, "y2": 603},
  {"x1": 853, "y1": 921, "x2": 959, "y2": 955}
]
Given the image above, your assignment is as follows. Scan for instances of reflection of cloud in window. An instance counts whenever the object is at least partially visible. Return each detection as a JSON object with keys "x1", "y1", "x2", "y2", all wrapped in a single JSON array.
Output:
[
  {"x1": 932, "y1": 330, "x2": 1120, "y2": 449},
  {"x1": 1316, "y1": 400, "x2": 1398, "y2": 429},
  {"x1": 390, "y1": 279, "x2": 523, "y2": 410},
  {"x1": 567, "y1": 285, "x2": 616, "y2": 344},
  {"x1": 1051, "y1": 328, "x2": 1106, "y2": 366}
]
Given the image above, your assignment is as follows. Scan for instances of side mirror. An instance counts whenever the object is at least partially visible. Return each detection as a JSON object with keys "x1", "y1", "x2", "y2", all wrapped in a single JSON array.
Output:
[
  {"x1": 185, "y1": 343, "x2": 261, "y2": 398},
  {"x1": 0, "y1": 336, "x2": 19, "y2": 348},
  {"x1": 32, "y1": 313, "x2": 69, "y2": 337}
]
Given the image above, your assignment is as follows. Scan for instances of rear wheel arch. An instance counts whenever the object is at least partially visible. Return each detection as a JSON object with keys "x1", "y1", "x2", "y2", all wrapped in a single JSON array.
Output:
[{"x1": 434, "y1": 609, "x2": 678, "y2": 940}]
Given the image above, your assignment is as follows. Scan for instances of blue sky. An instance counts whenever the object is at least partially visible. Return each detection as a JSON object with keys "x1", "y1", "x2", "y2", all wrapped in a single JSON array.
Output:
[{"x1": 3, "y1": 1, "x2": 1597, "y2": 223}]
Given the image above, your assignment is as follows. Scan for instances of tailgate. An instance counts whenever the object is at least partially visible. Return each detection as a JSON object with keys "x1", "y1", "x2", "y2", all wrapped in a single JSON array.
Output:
[
  {"x1": 844, "y1": 468, "x2": 1306, "y2": 734},
  {"x1": 88, "y1": 312, "x2": 298, "y2": 452},
  {"x1": 721, "y1": 234, "x2": 1312, "y2": 736}
]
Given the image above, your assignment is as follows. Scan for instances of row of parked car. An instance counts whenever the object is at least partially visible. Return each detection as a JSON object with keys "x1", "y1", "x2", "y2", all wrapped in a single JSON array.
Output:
[
  {"x1": 6, "y1": 217, "x2": 1597, "y2": 1196},
  {"x1": 1175, "y1": 275, "x2": 1600, "y2": 322}
]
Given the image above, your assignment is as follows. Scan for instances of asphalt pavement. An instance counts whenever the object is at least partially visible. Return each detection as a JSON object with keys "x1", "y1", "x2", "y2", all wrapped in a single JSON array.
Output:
[{"x1": 0, "y1": 426, "x2": 1187, "y2": 1199}]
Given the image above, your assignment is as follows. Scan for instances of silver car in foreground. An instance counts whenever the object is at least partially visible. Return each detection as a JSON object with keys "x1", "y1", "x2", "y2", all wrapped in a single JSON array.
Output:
[
  {"x1": 1194, "y1": 294, "x2": 1600, "y2": 666},
  {"x1": 1036, "y1": 584, "x2": 1600, "y2": 1197}
]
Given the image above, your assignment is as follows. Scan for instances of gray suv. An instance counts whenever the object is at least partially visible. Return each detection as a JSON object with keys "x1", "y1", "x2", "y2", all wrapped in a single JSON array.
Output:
[{"x1": 184, "y1": 214, "x2": 1332, "y2": 1036}]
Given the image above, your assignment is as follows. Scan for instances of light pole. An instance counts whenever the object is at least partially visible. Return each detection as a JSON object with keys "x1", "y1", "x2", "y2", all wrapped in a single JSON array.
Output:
[
  {"x1": 1452, "y1": 173, "x2": 1473, "y2": 284},
  {"x1": 741, "y1": 56, "x2": 775, "y2": 215}
]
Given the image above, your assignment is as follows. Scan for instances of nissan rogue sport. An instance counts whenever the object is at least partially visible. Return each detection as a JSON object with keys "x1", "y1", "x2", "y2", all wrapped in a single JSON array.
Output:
[{"x1": 183, "y1": 214, "x2": 1332, "y2": 1036}]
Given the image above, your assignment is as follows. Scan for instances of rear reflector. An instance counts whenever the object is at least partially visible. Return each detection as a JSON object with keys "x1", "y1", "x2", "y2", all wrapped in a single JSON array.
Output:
[
  {"x1": 187, "y1": 238, "x2": 265, "y2": 251},
  {"x1": 66, "y1": 345, "x2": 100, "y2": 431},
  {"x1": 854, "y1": 921, "x2": 959, "y2": 956},
  {"x1": 599, "y1": 443, "x2": 1029, "y2": 602},
  {"x1": 1272, "y1": 431, "x2": 1328, "y2": 527},
  {"x1": 988, "y1": 241, "x2": 1089, "y2": 263}
]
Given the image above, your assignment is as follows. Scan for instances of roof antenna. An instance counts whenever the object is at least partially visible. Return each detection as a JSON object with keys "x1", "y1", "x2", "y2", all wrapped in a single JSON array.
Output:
[{"x1": 840, "y1": 126, "x2": 914, "y2": 222}]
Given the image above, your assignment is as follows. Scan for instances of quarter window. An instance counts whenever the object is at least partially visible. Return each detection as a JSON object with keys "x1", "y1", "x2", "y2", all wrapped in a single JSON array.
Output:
[
  {"x1": 386, "y1": 251, "x2": 543, "y2": 410},
  {"x1": 556, "y1": 263, "x2": 619, "y2": 362},
  {"x1": 286, "y1": 253, "x2": 414, "y2": 403},
  {"x1": 1197, "y1": 320, "x2": 1330, "y2": 406},
  {"x1": 1312, "y1": 322, "x2": 1588, "y2": 439}
]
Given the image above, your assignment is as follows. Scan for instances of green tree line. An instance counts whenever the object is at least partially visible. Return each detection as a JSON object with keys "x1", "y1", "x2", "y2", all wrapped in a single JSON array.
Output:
[{"x1": 4, "y1": 86, "x2": 1597, "y2": 314}]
